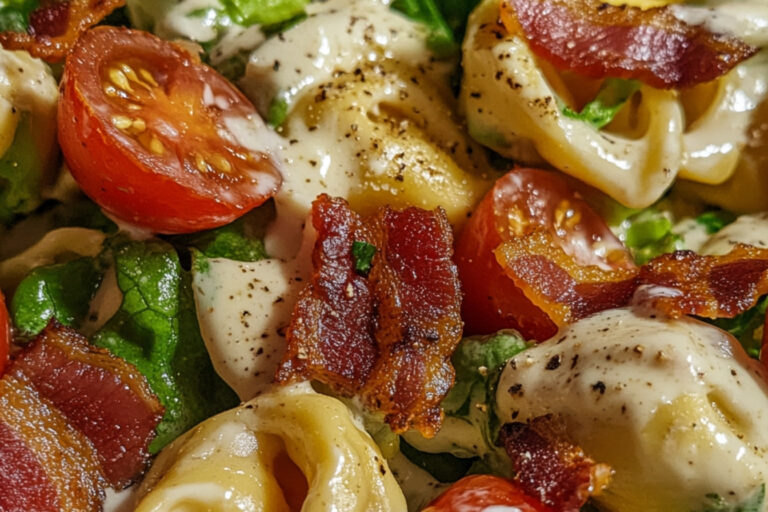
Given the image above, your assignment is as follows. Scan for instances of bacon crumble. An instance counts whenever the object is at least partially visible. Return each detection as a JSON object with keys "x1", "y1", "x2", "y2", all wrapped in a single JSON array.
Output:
[
  {"x1": 276, "y1": 195, "x2": 463, "y2": 436},
  {"x1": 499, "y1": 0, "x2": 757, "y2": 89},
  {"x1": 498, "y1": 415, "x2": 612, "y2": 511},
  {"x1": 0, "y1": 0, "x2": 125, "y2": 62}
]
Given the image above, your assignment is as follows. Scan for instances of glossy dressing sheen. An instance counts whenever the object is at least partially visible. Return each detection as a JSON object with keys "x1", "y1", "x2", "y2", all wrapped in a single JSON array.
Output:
[{"x1": 497, "y1": 307, "x2": 768, "y2": 512}]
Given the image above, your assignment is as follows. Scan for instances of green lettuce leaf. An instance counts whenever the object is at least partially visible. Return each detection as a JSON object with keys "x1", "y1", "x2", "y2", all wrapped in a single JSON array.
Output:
[
  {"x1": 166, "y1": 210, "x2": 270, "y2": 262},
  {"x1": 221, "y1": 0, "x2": 308, "y2": 26},
  {"x1": 10, "y1": 257, "x2": 103, "y2": 337},
  {"x1": 0, "y1": 114, "x2": 47, "y2": 224},
  {"x1": 707, "y1": 296, "x2": 767, "y2": 360},
  {"x1": 404, "y1": 330, "x2": 529, "y2": 478},
  {"x1": 562, "y1": 79, "x2": 640, "y2": 130},
  {"x1": 620, "y1": 208, "x2": 681, "y2": 265},
  {"x1": 0, "y1": 0, "x2": 37, "y2": 32},
  {"x1": 92, "y1": 240, "x2": 238, "y2": 452},
  {"x1": 391, "y1": 0, "x2": 457, "y2": 57},
  {"x1": 695, "y1": 210, "x2": 737, "y2": 235}
]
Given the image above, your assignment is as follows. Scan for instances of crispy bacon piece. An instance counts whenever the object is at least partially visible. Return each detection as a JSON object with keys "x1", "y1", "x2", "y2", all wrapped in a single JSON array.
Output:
[
  {"x1": 637, "y1": 245, "x2": 768, "y2": 318},
  {"x1": 499, "y1": 0, "x2": 757, "y2": 89},
  {"x1": 495, "y1": 229, "x2": 639, "y2": 327},
  {"x1": 9, "y1": 321, "x2": 163, "y2": 488},
  {"x1": 0, "y1": 0, "x2": 124, "y2": 62},
  {"x1": 498, "y1": 415, "x2": 612, "y2": 512},
  {"x1": 0, "y1": 374, "x2": 104, "y2": 511},
  {"x1": 457, "y1": 168, "x2": 634, "y2": 340},
  {"x1": 496, "y1": 231, "x2": 768, "y2": 327},
  {"x1": 277, "y1": 195, "x2": 463, "y2": 436},
  {"x1": 0, "y1": 322, "x2": 162, "y2": 509}
]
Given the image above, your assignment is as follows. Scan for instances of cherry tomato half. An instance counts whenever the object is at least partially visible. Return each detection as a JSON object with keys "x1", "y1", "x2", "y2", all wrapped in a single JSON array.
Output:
[
  {"x1": 0, "y1": 290, "x2": 9, "y2": 375},
  {"x1": 423, "y1": 475, "x2": 552, "y2": 512},
  {"x1": 59, "y1": 26, "x2": 282, "y2": 234},
  {"x1": 455, "y1": 168, "x2": 633, "y2": 340}
]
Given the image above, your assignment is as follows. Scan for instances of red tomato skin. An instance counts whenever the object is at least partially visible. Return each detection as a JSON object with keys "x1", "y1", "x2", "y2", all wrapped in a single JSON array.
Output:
[
  {"x1": 0, "y1": 291, "x2": 9, "y2": 375},
  {"x1": 423, "y1": 475, "x2": 553, "y2": 512},
  {"x1": 455, "y1": 191, "x2": 557, "y2": 340},
  {"x1": 58, "y1": 27, "x2": 281, "y2": 234}
]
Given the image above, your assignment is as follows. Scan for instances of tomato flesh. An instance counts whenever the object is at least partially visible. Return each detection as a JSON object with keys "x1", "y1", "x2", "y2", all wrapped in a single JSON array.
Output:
[
  {"x1": 59, "y1": 26, "x2": 282, "y2": 234},
  {"x1": 455, "y1": 168, "x2": 633, "y2": 340},
  {"x1": 423, "y1": 475, "x2": 552, "y2": 512}
]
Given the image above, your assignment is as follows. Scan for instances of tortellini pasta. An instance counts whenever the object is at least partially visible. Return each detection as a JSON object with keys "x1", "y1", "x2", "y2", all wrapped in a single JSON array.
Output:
[
  {"x1": 240, "y1": 0, "x2": 492, "y2": 258},
  {"x1": 497, "y1": 307, "x2": 768, "y2": 512},
  {"x1": 461, "y1": 0, "x2": 768, "y2": 209},
  {"x1": 133, "y1": 385, "x2": 407, "y2": 512}
]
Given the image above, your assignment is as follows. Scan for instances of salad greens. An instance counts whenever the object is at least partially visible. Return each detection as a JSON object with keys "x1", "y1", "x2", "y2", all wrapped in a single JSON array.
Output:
[
  {"x1": 402, "y1": 330, "x2": 530, "y2": 480},
  {"x1": 622, "y1": 208, "x2": 680, "y2": 265},
  {"x1": 0, "y1": 0, "x2": 36, "y2": 32},
  {"x1": 11, "y1": 256, "x2": 102, "y2": 337},
  {"x1": 92, "y1": 240, "x2": 239, "y2": 452},
  {"x1": 0, "y1": 115, "x2": 48, "y2": 224},
  {"x1": 221, "y1": 0, "x2": 308, "y2": 26},
  {"x1": 562, "y1": 79, "x2": 640, "y2": 130}
]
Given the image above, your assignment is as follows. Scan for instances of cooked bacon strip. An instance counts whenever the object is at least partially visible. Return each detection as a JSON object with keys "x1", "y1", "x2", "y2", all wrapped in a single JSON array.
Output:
[
  {"x1": 277, "y1": 195, "x2": 463, "y2": 436},
  {"x1": 0, "y1": 0, "x2": 124, "y2": 62},
  {"x1": 496, "y1": 230, "x2": 768, "y2": 326},
  {"x1": 0, "y1": 374, "x2": 104, "y2": 511},
  {"x1": 498, "y1": 415, "x2": 612, "y2": 511},
  {"x1": 499, "y1": 0, "x2": 757, "y2": 89},
  {"x1": 9, "y1": 321, "x2": 163, "y2": 488},
  {"x1": 495, "y1": 229, "x2": 639, "y2": 327},
  {"x1": 637, "y1": 245, "x2": 768, "y2": 318}
]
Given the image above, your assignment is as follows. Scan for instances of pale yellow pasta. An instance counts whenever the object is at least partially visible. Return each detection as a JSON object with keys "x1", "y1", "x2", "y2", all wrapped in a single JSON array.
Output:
[
  {"x1": 461, "y1": 0, "x2": 768, "y2": 208},
  {"x1": 134, "y1": 386, "x2": 407, "y2": 512},
  {"x1": 461, "y1": 0, "x2": 683, "y2": 208},
  {"x1": 496, "y1": 308, "x2": 768, "y2": 512}
]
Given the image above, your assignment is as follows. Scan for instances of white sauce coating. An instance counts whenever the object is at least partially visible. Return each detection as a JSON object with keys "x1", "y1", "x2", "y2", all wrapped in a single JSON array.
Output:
[
  {"x1": 700, "y1": 212, "x2": 768, "y2": 255},
  {"x1": 497, "y1": 307, "x2": 768, "y2": 512}
]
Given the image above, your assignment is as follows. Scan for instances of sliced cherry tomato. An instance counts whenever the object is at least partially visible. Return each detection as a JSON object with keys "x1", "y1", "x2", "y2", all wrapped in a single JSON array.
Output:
[
  {"x1": 59, "y1": 26, "x2": 282, "y2": 234},
  {"x1": 455, "y1": 168, "x2": 633, "y2": 340},
  {"x1": 0, "y1": 290, "x2": 9, "y2": 375},
  {"x1": 423, "y1": 475, "x2": 553, "y2": 512}
]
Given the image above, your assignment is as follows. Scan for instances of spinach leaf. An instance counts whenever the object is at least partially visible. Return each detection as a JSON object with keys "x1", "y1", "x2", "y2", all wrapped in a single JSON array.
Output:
[
  {"x1": 562, "y1": 79, "x2": 640, "y2": 130},
  {"x1": 11, "y1": 257, "x2": 102, "y2": 337},
  {"x1": 92, "y1": 240, "x2": 238, "y2": 452}
]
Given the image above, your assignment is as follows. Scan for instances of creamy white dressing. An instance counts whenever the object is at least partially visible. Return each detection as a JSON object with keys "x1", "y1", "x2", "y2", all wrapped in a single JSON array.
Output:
[
  {"x1": 193, "y1": 222, "x2": 313, "y2": 400},
  {"x1": 700, "y1": 211, "x2": 768, "y2": 255},
  {"x1": 497, "y1": 307, "x2": 768, "y2": 512},
  {"x1": 241, "y1": 0, "x2": 446, "y2": 117},
  {"x1": 672, "y1": 1, "x2": 768, "y2": 46}
]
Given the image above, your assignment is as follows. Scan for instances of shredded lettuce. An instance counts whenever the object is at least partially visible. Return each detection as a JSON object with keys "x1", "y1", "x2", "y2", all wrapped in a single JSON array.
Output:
[
  {"x1": 562, "y1": 79, "x2": 640, "y2": 130},
  {"x1": 10, "y1": 257, "x2": 103, "y2": 338},
  {"x1": 622, "y1": 209, "x2": 681, "y2": 265},
  {"x1": 92, "y1": 240, "x2": 238, "y2": 452}
]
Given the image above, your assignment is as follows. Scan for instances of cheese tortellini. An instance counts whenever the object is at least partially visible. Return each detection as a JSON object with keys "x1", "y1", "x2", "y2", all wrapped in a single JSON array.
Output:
[
  {"x1": 240, "y1": 0, "x2": 492, "y2": 258},
  {"x1": 461, "y1": 0, "x2": 768, "y2": 209},
  {"x1": 497, "y1": 307, "x2": 768, "y2": 512},
  {"x1": 134, "y1": 385, "x2": 407, "y2": 511}
]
